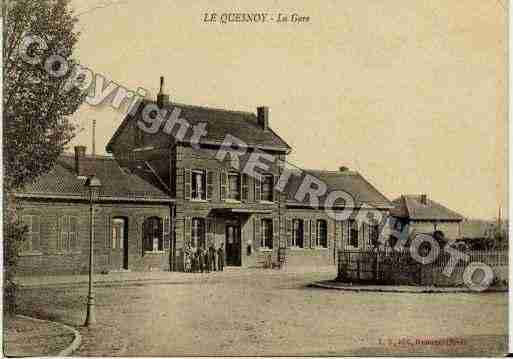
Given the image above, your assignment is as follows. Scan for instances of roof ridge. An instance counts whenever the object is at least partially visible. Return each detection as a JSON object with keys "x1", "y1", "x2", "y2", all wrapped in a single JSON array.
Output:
[
  {"x1": 60, "y1": 153, "x2": 115, "y2": 160},
  {"x1": 304, "y1": 168, "x2": 359, "y2": 175},
  {"x1": 165, "y1": 100, "x2": 256, "y2": 116}
]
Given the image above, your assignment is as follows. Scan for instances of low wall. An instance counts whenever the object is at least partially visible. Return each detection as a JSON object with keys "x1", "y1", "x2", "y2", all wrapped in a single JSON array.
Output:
[{"x1": 338, "y1": 250, "x2": 508, "y2": 287}]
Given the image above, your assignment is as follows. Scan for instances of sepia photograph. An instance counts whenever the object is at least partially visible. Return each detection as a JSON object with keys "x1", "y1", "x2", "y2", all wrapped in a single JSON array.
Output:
[{"x1": 2, "y1": 0, "x2": 509, "y2": 356}]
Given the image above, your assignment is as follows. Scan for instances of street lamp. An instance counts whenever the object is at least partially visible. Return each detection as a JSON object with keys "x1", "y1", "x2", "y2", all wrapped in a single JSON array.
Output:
[{"x1": 84, "y1": 175, "x2": 101, "y2": 327}]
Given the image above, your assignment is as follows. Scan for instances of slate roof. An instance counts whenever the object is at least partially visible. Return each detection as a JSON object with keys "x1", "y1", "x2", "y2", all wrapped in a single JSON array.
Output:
[
  {"x1": 106, "y1": 100, "x2": 291, "y2": 152},
  {"x1": 286, "y1": 168, "x2": 393, "y2": 209},
  {"x1": 17, "y1": 154, "x2": 172, "y2": 201},
  {"x1": 391, "y1": 195, "x2": 464, "y2": 221}
]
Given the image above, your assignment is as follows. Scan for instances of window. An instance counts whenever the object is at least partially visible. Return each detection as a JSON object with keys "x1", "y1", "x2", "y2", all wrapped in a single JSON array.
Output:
[
  {"x1": 261, "y1": 174, "x2": 274, "y2": 202},
  {"x1": 111, "y1": 218, "x2": 126, "y2": 249},
  {"x1": 191, "y1": 218, "x2": 206, "y2": 249},
  {"x1": 317, "y1": 219, "x2": 327, "y2": 248},
  {"x1": 58, "y1": 216, "x2": 78, "y2": 252},
  {"x1": 143, "y1": 217, "x2": 163, "y2": 252},
  {"x1": 227, "y1": 172, "x2": 241, "y2": 200},
  {"x1": 349, "y1": 220, "x2": 359, "y2": 247},
  {"x1": 21, "y1": 215, "x2": 40, "y2": 252},
  {"x1": 370, "y1": 224, "x2": 380, "y2": 247},
  {"x1": 261, "y1": 219, "x2": 273, "y2": 249},
  {"x1": 292, "y1": 219, "x2": 304, "y2": 248},
  {"x1": 191, "y1": 170, "x2": 206, "y2": 200}
]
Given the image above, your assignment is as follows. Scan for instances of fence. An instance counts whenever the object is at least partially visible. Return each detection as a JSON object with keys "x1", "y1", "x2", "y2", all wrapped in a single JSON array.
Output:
[{"x1": 337, "y1": 249, "x2": 508, "y2": 287}]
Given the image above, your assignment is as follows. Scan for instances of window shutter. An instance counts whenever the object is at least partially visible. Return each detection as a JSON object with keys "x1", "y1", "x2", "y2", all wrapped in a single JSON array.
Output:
[
  {"x1": 304, "y1": 219, "x2": 310, "y2": 248},
  {"x1": 220, "y1": 170, "x2": 227, "y2": 201},
  {"x1": 69, "y1": 217, "x2": 77, "y2": 251},
  {"x1": 273, "y1": 217, "x2": 279, "y2": 247},
  {"x1": 273, "y1": 175, "x2": 279, "y2": 202},
  {"x1": 163, "y1": 216, "x2": 171, "y2": 249},
  {"x1": 184, "y1": 168, "x2": 191, "y2": 201},
  {"x1": 60, "y1": 216, "x2": 69, "y2": 252},
  {"x1": 184, "y1": 217, "x2": 192, "y2": 248},
  {"x1": 241, "y1": 174, "x2": 249, "y2": 202},
  {"x1": 206, "y1": 170, "x2": 214, "y2": 201},
  {"x1": 286, "y1": 218, "x2": 292, "y2": 247},
  {"x1": 254, "y1": 175, "x2": 261, "y2": 202},
  {"x1": 21, "y1": 215, "x2": 31, "y2": 252},
  {"x1": 253, "y1": 216, "x2": 261, "y2": 249},
  {"x1": 106, "y1": 216, "x2": 111, "y2": 249},
  {"x1": 310, "y1": 219, "x2": 317, "y2": 248}
]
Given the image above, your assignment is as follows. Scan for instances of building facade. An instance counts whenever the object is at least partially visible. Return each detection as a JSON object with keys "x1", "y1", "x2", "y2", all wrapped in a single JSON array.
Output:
[{"x1": 15, "y1": 79, "x2": 393, "y2": 275}]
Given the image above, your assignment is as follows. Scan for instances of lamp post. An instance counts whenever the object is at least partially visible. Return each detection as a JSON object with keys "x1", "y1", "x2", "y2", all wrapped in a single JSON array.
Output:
[{"x1": 84, "y1": 175, "x2": 101, "y2": 327}]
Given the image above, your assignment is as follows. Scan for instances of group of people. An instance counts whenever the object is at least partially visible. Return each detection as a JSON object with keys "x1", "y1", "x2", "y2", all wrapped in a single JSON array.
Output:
[{"x1": 184, "y1": 243, "x2": 225, "y2": 273}]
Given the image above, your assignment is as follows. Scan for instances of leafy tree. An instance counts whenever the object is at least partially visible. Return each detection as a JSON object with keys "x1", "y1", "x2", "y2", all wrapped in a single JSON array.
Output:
[{"x1": 3, "y1": 0, "x2": 84, "y2": 313}]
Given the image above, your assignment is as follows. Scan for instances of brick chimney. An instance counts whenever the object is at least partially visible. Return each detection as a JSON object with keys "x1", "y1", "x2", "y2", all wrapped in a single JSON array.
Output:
[
  {"x1": 420, "y1": 194, "x2": 428, "y2": 205},
  {"x1": 257, "y1": 106, "x2": 269, "y2": 131},
  {"x1": 74, "y1": 145, "x2": 95, "y2": 177},
  {"x1": 157, "y1": 76, "x2": 170, "y2": 108}
]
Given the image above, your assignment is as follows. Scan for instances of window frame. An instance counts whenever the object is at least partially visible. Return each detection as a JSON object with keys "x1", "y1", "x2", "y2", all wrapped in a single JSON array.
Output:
[
  {"x1": 191, "y1": 217, "x2": 206, "y2": 249},
  {"x1": 111, "y1": 217, "x2": 127, "y2": 250},
  {"x1": 57, "y1": 215, "x2": 79, "y2": 254},
  {"x1": 316, "y1": 219, "x2": 328, "y2": 248},
  {"x1": 349, "y1": 220, "x2": 359, "y2": 248},
  {"x1": 261, "y1": 218, "x2": 273, "y2": 249},
  {"x1": 21, "y1": 214, "x2": 41, "y2": 254},
  {"x1": 292, "y1": 219, "x2": 304, "y2": 248},
  {"x1": 143, "y1": 216, "x2": 164, "y2": 253},
  {"x1": 227, "y1": 172, "x2": 241, "y2": 201},
  {"x1": 191, "y1": 169, "x2": 207, "y2": 201},
  {"x1": 260, "y1": 174, "x2": 274, "y2": 202}
]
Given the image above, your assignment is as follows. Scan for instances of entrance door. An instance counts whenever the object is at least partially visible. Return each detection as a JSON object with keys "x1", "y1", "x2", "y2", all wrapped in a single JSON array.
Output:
[{"x1": 225, "y1": 224, "x2": 241, "y2": 266}]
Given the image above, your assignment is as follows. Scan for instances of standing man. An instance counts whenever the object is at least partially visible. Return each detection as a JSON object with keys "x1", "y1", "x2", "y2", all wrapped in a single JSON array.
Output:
[
  {"x1": 217, "y1": 244, "x2": 224, "y2": 271},
  {"x1": 209, "y1": 244, "x2": 216, "y2": 272}
]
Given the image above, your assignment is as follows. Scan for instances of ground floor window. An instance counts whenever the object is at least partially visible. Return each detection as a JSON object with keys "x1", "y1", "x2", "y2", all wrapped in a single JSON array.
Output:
[
  {"x1": 143, "y1": 216, "x2": 163, "y2": 252},
  {"x1": 349, "y1": 220, "x2": 359, "y2": 248},
  {"x1": 261, "y1": 219, "x2": 273, "y2": 249},
  {"x1": 317, "y1": 219, "x2": 328, "y2": 247},
  {"x1": 21, "y1": 215, "x2": 40, "y2": 252},
  {"x1": 191, "y1": 217, "x2": 206, "y2": 249},
  {"x1": 112, "y1": 217, "x2": 127, "y2": 249},
  {"x1": 58, "y1": 215, "x2": 78, "y2": 252},
  {"x1": 292, "y1": 219, "x2": 304, "y2": 248}
]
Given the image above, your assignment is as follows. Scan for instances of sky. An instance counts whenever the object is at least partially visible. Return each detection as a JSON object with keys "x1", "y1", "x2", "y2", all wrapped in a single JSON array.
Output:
[{"x1": 68, "y1": 0, "x2": 507, "y2": 220}]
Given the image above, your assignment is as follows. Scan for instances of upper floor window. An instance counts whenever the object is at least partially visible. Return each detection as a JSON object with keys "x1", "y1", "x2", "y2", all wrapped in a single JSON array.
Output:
[
  {"x1": 370, "y1": 224, "x2": 380, "y2": 247},
  {"x1": 292, "y1": 219, "x2": 304, "y2": 248},
  {"x1": 317, "y1": 219, "x2": 328, "y2": 248},
  {"x1": 261, "y1": 174, "x2": 274, "y2": 202},
  {"x1": 261, "y1": 219, "x2": 273, "y2": 249},
  {"x1": 227, "y1": 172, "x2": 241, "y2": 201},
  {"x1": 349, "y1": 220, "x2": 359, "y2": 248},
  {"x1": 191, "y1": 170, "x2": 206, "y2": 200},
  {"x1": 191, "y1": 217, "x2": 206, "y2": 249},
  {"x1": 143, "y1": 216, "x2": 163, "y2": 252},
  {"x1": 21, "y1": 215, "x2": 40, "y2": 253}
]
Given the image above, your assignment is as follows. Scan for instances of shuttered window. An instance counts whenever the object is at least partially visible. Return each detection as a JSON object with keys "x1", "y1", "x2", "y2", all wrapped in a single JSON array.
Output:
[
  {"x1": 191, "y1": 218, "x2": 206, "y2": 249},
  {"x1": 317, "y1": 219, "x2": 328, "y2": 248},
  {"x1": 292, "y1": 219, "x2": 304, "y2": 248},
  {"x1": 220, "y1": 170, "x2": 228, "y2": 201},
  {"x1": 206, "y1": 170, "x2": 214, "y2": 201},
  {"x1": 261, "y1": 219, "x2": 273, "y2": 249},
  {"x1": 349, "y1": 220, "x2": 359, "y2": 247},
  {"x1": 191, "y1": 170, "x2": 206, "y2": 200},
  {"x1": 241, "y1": 174, "x2": 249, "y2": 202},
  {"x1": 227, "y1": 172, "x2": 241, "y2": 200},
  {"x1": 21, "y1": 215, "x2": 40, "y2": 252},
  {"x1": 254, "y1": 174, "x2": 261, "y2": 202},
  {"x1": 261, "y1": 174, "x2": 274, "y2": 202},
  {"x1": 56, "y1": 215, "x2": 79, "y2": 253},
  {"x1": 163, "y1": 216, "x2": 171, "y2": 249}
]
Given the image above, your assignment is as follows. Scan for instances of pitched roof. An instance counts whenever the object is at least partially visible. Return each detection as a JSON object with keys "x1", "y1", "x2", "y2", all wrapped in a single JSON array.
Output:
[
  {"x1": 17, "y1": 154, "x2": 172, "y2": 201},
  {"x1": 286, "y1": 168, "x2": 393, "y2": 209},
  {"x1": 391, "y1": 195, "x2": 464, "y2": 221},
  {"x1": 106, "y1": 100, "x2": 291, "y2": 152}
]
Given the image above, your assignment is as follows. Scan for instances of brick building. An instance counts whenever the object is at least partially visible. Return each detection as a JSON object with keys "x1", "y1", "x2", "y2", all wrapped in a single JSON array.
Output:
[
  {"x1": 390, "y1": 194, "x2": 464, "y2": 241},
  {"x1": 15, "y1": 78, "x2": 393, "y2": 275}
]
